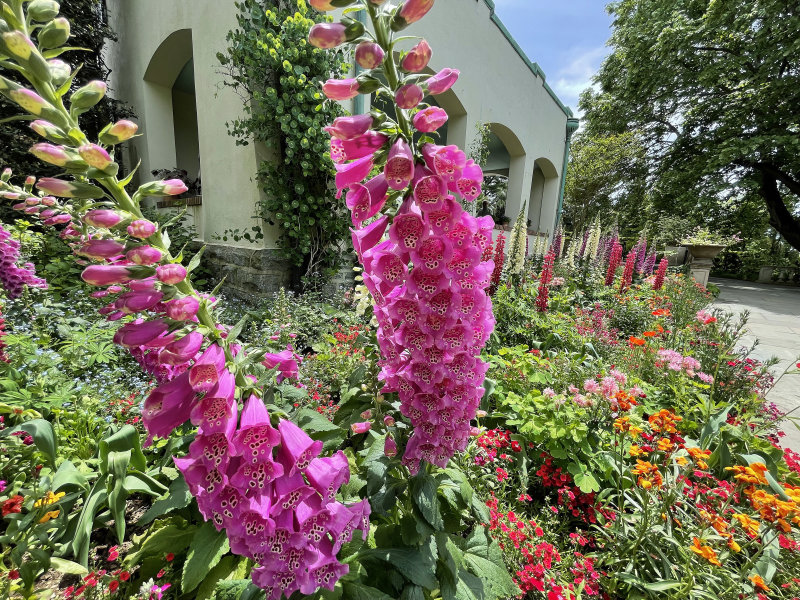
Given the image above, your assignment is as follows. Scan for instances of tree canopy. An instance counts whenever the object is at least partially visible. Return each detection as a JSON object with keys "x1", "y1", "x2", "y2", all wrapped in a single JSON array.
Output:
[{"x1": 581, "y1": 0, "x2": 800, "y2": 250}]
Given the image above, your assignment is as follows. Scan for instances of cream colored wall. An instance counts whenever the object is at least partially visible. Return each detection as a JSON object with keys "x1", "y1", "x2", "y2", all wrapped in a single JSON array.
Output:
[
  {"x1": 105, "y1": 0, "x2": 280, "y2": 248},
  {"x1": 106, "y1": 0, "x2": 570, "y2": 249}
]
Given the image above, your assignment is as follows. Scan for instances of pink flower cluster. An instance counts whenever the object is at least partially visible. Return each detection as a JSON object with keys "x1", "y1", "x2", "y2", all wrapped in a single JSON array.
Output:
[
  {"x1": 171, "y1": 356, "x2": 370, "y2": 600},
  {"x1": 655, "y1": 348, "x2": 712, "y2": 382},
  {"x1": 604, "y1": 241, "x2": 622, "y2": 287},
  {"x1": 0, "y1": 224, "x2": 47, "y2": 298},
  {"x1": 653, "y1": 258, "x2": 668, "y2": 291}
]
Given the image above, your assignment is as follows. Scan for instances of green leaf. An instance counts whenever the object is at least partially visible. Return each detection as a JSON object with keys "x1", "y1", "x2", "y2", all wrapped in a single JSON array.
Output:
[
  {"x1": 138, "y1": 477, "x2": 192, "y2": 526},
  {"x1": 363, "y1": 543, "x2": 438, "y2": 589},
  {"x1": 124, "y1": 517, "x2": 196, "y2": 568},
  {"x1": 194, "y1": 555, "x2": 240, "y2": 600},
  {"x1": 642, "y1": 581, "x2": 683, "y2": 592},
  {"x1": 700, "y1": 405, "x2": 732, "y2": 448},
  {"x1": 49, "y1": 558, "x2": 88, "y2": 576},
  {"x1": 342, "y1": 582, "x2": 394, "y2": 600},
  {"x1": 182, "y1": 521, "x2": 231, "y2": 593},
  {"x1": 411, "y1": 474, "x2": 444, "y2": 530},
  {"x1": 187, "y1": 245, "x2": 206, "y2": 273},
  {"x1": 100, "y1": 425, "x2": 146, "y2": 472},
  {"x1": 18, "y1": 419, "x2": 57, "y2": 468},
  {"x1": 72, "y1": 480, "x2": 108, "y2": 566}
]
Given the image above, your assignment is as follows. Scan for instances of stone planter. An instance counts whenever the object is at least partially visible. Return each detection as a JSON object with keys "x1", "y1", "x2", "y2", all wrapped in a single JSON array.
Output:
[
  {"x1": 665, "y1": 245, "x2": 688, "y2": 267},
  {"x1": 686, "y1": 244, "x2": 726, "y2": 287}
]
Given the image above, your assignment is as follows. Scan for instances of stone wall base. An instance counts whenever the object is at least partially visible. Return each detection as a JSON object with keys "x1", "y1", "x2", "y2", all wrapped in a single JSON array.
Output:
[{"x1": 202, "y1": 244, "x2": 292, "y2": 299}]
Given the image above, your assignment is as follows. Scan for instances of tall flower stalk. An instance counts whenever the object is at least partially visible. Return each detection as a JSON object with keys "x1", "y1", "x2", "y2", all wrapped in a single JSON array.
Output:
[
  {"x1": 0, "y1": 1, "x2": 368, "y2": 596},
  {"x1": 312, "y1": 0, "x2": 495, "y2": 473},
  {"x1": 654, "y1": 257, "x2": 669, "y2": 291}
]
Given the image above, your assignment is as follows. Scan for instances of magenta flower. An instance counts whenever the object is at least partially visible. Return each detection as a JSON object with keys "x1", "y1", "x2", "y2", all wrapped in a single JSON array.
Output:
[
  {"x1": 335, "y1": 131, "x2": 389, "y2": 163},
  {"x1": 398, "y1": 0, "x2": 436, "y2": 25},
  {"x1": 81, "y1": 264, "x2": 141, "y2": 286},
  {"x1": 84, "y1": 209, "x2": 123, "y2": 228},
  {"x1": 113, "y1": 319, "x2": 170, "y2": 348},
  {"x1": 166, "y1": 296, "x2": 200, "y2": 321},
  {"x1": 426, "y1": 68, "x2": 460, "y2": 95},
  {"x1": 262, "y1": 346, "x2": 300, "y2": 382},
  {"x1": 355, "y1": 41, "x2": 385, "y2": 69},
  {"x1": 308, "y1": 23, "x2": 349, "y2": 49},
  {"x1": 159, "y1": 331, "x2": 204, "y2": 365},
  {"x1": 395, "y1": 84, "x2": 424, "y2": 109},
  {"x1": 324, "y1": 114, "x2": 374, "y2": 140},
  {"x1": 653, "y1": 258, "x2": 668, "y2": 290},
  {"x1": 143, "y1": 370, "x2": 198, "y2": 444},
  {"x1": 412, "y1": 106, "x2": 448, "y2": 132},
  {"x1": 77, "y1": 239, "x2": 125, "y2": 260},
  {"x1": 115, "y1": 289, "x2": 164, "y2": 314},
  {"x1": 322, "y1": 78, "x2": 360, "y2": 101},
  {"x1": 334, "y1": 155, "x2": 374, "y2": 198},
  {"x1": 345, "y1": 174, "x2": 389, "y2": 225},
  {"x1": 138, "y1": 179, "x2": 188, "y2": 197},
  {"x1": 384, "y1": 138, "x2": 414, "y2": 190},
  {"x1": 156, "y1": 263, "x2": 187, "y2": 285},
  {"x1": 401, "y1": 39, "x2": 432, "y2": 72},
  {"x1": 30, "y1": 143, "x2": 71, "y2": 167},
  {"x1": 127, "y1": 220, "x2": 157, "y2": 239},
  {"x1": 350, "y1": 422, "x2": 372, "y2": 434},
  {"x1": 126, "y1": 245, "x2": 163, "y2": 265}
]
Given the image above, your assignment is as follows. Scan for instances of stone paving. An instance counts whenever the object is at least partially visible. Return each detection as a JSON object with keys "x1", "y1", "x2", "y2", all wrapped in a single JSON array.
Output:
[{"x1": 711, "y1": 278, "x2": 800, "y2": 452}]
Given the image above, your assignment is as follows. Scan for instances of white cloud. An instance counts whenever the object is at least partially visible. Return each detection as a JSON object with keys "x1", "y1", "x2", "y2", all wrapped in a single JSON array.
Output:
[{"x1": 550, "y1": 46, "x2": 607, "y2": 116}]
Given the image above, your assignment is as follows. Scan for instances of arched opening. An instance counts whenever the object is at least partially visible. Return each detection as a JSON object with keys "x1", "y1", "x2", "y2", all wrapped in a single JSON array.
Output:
[
  {"x1": 528, "y1": 157, "x2": 559, "y2": 234},
  {"x1": 482, "y1": 123, "x2": 525, "y2": 227}
]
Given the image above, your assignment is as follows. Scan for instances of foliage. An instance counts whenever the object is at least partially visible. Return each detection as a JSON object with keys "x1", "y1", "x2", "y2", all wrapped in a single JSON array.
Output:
[
  {"x1": 218, "y1": 0, "x2": 349, "y2": 282},
  {"x1": 582, "y1": 0, "x2": 800, "y2": 252}
]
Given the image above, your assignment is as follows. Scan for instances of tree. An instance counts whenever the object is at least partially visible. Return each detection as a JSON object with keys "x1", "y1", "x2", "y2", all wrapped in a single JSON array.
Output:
[
  {"x1": 582, "y1": 0, "x2": 800, "y2": 251},
  {"x1": 563, "y1": 130, "x2": 648, "y2": 234}
]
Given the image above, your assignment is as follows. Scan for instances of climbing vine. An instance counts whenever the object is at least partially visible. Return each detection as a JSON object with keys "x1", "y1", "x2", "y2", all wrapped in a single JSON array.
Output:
[{"x1": 218, "y1": 0, "x2": 349, "y2": 282}]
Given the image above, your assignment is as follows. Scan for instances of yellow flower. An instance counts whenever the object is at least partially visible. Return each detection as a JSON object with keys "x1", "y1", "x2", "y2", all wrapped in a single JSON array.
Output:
[
  {"x1": 33, "y1": 491, "x2": 65, "y2": 508},
  {"x1": 675, "y1": 456, "x2": 689, "y2": 466},
  {"x1": 749, "y1": 574, "x2": 770, "y2": 593},
  {"x1": 38, "y1": 509, "x2": 59, "y2": 523},
  {"x1": 629, "y1": 445, "x2": 644, "y2": 457},
  {"x1": 732, "y1": 513, "x2": 760, "y2": 537},
  {"x1": 727, "y1": 538, "x2": 741, "y2": 552},
  {"x1": 690, "y1": 537, "x2": 721, "y2": 566},
  {"x1": 726, "y1": 462, "x2": 769, "y2": 486}
]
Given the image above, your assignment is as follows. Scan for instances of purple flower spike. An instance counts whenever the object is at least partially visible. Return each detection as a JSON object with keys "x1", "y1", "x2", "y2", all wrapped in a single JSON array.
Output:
[
  {"x1": 233, "y1": 395, "x2": 282, "y2": 463},
  {"x1": 305, "y1": 451, "x2": 350, "y2": 503},
  {"x1": 143, "y1": 371, "x2": 198, "y2": 444}
]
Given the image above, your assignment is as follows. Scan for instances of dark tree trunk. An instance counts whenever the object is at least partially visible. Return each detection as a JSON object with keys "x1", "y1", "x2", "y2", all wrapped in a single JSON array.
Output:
[{"x1": 757, "y1": 166, "x2": 800, "y2": 253}]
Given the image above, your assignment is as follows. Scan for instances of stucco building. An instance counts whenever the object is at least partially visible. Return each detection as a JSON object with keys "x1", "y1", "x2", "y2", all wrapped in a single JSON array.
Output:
[{"x1": 105, "y1": 0, "x2": 578, "y2": 295}]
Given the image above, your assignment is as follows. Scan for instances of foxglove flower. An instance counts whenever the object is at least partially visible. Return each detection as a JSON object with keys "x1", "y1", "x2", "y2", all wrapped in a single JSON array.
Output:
[{"x1": 401, "y1": 39, "x2": 432, "y2": 72}]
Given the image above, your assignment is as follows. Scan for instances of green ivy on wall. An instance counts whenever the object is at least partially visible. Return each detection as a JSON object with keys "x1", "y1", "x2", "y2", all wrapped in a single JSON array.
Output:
[{"x1": 218, "y1": 0, "x2": 349, "y2": 283}]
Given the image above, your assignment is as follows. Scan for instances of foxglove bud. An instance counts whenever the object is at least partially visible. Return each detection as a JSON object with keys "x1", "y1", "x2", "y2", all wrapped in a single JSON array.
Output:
[
  {"x1": 84, "y1": 209, "x2": 123, "y2": 228},
  {"x1": 78, "y1": 144, "x2": 113, "y2": 170},
  {"x1": 27, "y1": 0, "x2": 61, "y2": 22},
  {"x1": 70, "y1": 80, "x2": 106, "y2": 111},
  {"x1": 355, "y1": 42, "x2": 385, "y2": 69},
  {"x1": 8, "y1": 88, "x2": 52, "y2": 116},
  {"x1": 322, "y1": 78, "x2": 360, "y2": 101},
  {"x1": 308, "y1": 20, "x2": 363, "y2": 49},
  {"x1": 360, "y1": 410, "x2": 373, "y2": 420},
  {"x1": 413, "y1": 106, "x2": 448, "y2": 132},
  {"x1": 30, "y1": 119, "x2": 68, "y2": 143},
  {"x1": 2, "y1": 168, "x2": 12, "y2": 181},
  {"x1": 383, "y1": 414, "x2": 395, "y2": 427},
  {"x1": 401, "y1": 39, "x2": 432, "y2": 72},
  {"x1": 395, "y1": 84, "x2": 423, "y2": 109},
  {"x1": 36, "y1": 177, "x2": 103, "y2": 198},
  {"x1": 47, "y1": 59, "x2": 71, "y2": 87},
  {"x1": 41, "y1": 196, "x2": 56, "y2": 206},
  {"x1": 42, "y1": 213, "x2": 71, "y2": 226},
  {"x1": 127, "y1": 220, "x2": 157, "y2": 239},
  {"x1": 166, "y1": 296, "x2": 200, "y2": 321},
  {"x1": 77, "y1": 239, "x2": 126, "y2": 260},
  {"x1": 38, "y1": 17, "x2": 70, "y2": 49},
  {"x1": 2, "y1": 31, "x2": 35, "y2": 60},
  {"x1": 156, "y1": 263, "x2": 187, "y2": 285},
  {"x1": 81, "y1": 264, "x2": 155, "y2": 286},
  {"x1": 426, "y1": 68, "x2": 460, "y2": 95},
  {"x1": 309, "y1": 0, "x2": 357, "y2": 9},
  {"x1": 99, "y1": 120, "x2": 138, "y2": 145},
  {"x1": 137, "y1": 179, "x2": 188, "y2": 197},
  {"x1": 127, "y1": 245, "x2": 163, "y2": 266},
  {"x1": 392, "y1": 0, "x2": 435, "y2": 31},
  {"x1": 384, "y1": 435, "x2": 398, "y2": 457},
  {"x1": 30, "y1": 143, "x2": 71, "y2": 167},
  {"x1": 351, "y1": 422, "x2": 372, "y2": 434}
]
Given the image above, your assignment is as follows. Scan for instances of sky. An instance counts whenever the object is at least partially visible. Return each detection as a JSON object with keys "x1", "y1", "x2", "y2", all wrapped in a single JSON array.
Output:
[{"x1": 491, "y1": 0, "x2": 614, "y2": 115}]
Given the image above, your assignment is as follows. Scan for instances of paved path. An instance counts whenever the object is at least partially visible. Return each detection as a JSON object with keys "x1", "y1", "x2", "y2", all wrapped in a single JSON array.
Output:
[{"x1": 711, "y1": 278, "x2": 800, "y2": 452}]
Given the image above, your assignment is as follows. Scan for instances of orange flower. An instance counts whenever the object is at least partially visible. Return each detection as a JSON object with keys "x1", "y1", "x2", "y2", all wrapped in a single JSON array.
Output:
[
  {"x1": 652, "y1": 308, "x2": 671, "y2": 317},
  {"x1": 726, "y1": 462, "x2": 769, "y2": 486},
  {"x1": 629, "y1": 445, "x2": 644, "y2": 457},
  {"x1": 657, "y1": 438, "x2": 675, "y2": 453},
  {"x1": 649, "y1": 410, "x2": 682, "y2": 434},
  {"x1": 732, "y1": 513, "x2": 760, "y2": 537},
  {"x1": 38, "y1": 509, "x2": 59, "y2": 523},
  {"x1": 749, "y1": 575, "x2": 770, "y2": 592},
  {"x1": 614, "y1": 416, "x2": 643, "y2": 438},
  {"x1": 632, "y1": 460, "x2": 663, "y2": 489},
  {"x1": 675, "y1": 456, "x2": 689, "y2": 466},
  {"x1": 628, "y1": 336, "x2": 646, "y2": 346},
  {"x1": 727, "y1": 538, "x2": 741, "y2": 552},
  {"x1": 690, "y1": 537, "x2": 721, "y2": 566},
  {"x1": 643, "y1": 330, "x2": 657, "y2": 337},
  {"x1": 700, "y1": 510, "x2": 730, "y2": 537},
  {"x1": 687, "y1": 447, "x2": 711, "y2": 470}
]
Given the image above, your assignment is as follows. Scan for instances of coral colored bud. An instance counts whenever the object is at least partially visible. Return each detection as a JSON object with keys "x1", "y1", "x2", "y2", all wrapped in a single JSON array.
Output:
[
  {"x1": 322, "y1": 78, "x2": 360, "y2": 101},
  {"x1": 351, "y1": 422, "x2": 372, "y2": 434},
  {"x1": 360, "y1": 409, "x2": 373, "y2": 420},
  {"x1": 70, "y1": 80, "x2": 106, "y2": 110},
  {"x1": 355, "y1": 41, "x2": 385, "y2": 69},
  {"x1": 426, "y1": 68, "x2": 460, "y2": 95},
  {"x1": 166, "y1": 296, "x2": 200, "y2": 321},
  {"x1": 38, "y1": 17, "x2": 70, "y2": 49},
  {"x1": 384, "y1": 435, "x2": 397, "y2": 457},
  {"x1": 99, "y1": 120, "x2": 138, "y2": 145},
  {"x1": 309, "y1": 0, "x2": 337, "y2": 10},
  {"x1": 156, "y1": 263, "x2": 187, "y2": 285},
  {"x1": 395, "y1": 84, "x2": 424, "y2": 109},
  {"x1": 78, "y1": 144, "x2": 113, "y2": 170},
  {"x1": 77, "y1": 238, "x2": 126, "y2": 260},
  {"x1": 413, "y1": 106, "x2": 448, "y2": 132},
  {"x1": 84, "y1": 209, "x2": 123, "y2": 228},
  {"x1": 383, "y1": 414, "x2": 395, "y2": 427},
  {"x1": 127, "y1": 245, "x2": 163, "y2": 265},
  {"x1": 36, "y1": 177, "x2": 103, "y2": 198},
  {"x1": 127, "y1": 220, "x2": 157, "y2": 239},
  {"x1": 138, "y1": 179, "x2": 188, "y2": 197}
]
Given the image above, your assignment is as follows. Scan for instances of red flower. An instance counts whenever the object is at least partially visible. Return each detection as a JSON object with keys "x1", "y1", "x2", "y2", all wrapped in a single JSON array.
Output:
[
  {"x1": 511, "y1": 441, "x2": 522, "y2": 452},
  {"x1": 119, "y1": 571, "x2": 130, "y2": 582},
  {"x1": 2, "y1": 494, "x2": 23, "y2": 516},
  {"x1": 165, "y1": 553, "x2": 175, "y2": 562},
  {"x1": 108, "y1": 580, "x2": 119, "y2": 593},
  {"x1": 8, "y1": 570, "x2": 19, "y2": 580}
]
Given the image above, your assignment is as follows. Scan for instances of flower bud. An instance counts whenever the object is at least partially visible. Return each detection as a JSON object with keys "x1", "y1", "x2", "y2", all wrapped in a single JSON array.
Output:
[
  {"x1": 393, "y1": 0, "x2": 435, "y2": 31},
  {"x1": 324, "y1": 114, "x2": 374, "y2": 140},
  {"x1": 84, "y1": 209, "x2": 123, "y2": 228},
  {"x1": 476, "y1": 410, "x2": 488, "y2": 418},
  {"x1": 322, "y1": 78, "x2": 360, "y2": 101},
  {"x1": 401, "y1": 40, "x2": 432, "y2": 72},
  {"x1": 156, "y1": 263, "x2": 187, "y2": 285},
  {"x1": 160, "y1": 331, "x2": 203, "y2": 365},
  {"x1": 413, "y1": 106, "x2": 448, "y2": 132},
  {"x1": 8, "y1": 88, "x2": 51, "y2": 116},
  {"x1": 77, "y1": 238, "x2": 126, "y2": 260},
  {"x1": 38, "y1": 17, "x2": 70, "y2": 49},
  {"x1": 30, "y1": 143, "x2": 71, "y2": 167},
  {"x1": 127, "y1": 245, "x2": 163, "y2": 266},
  {"x1": 36, "y1": 177, "x2": 103, "y2": 198},
  {"x1": 360, "y1": 409, "x2": 373, "y2": 420},
  {"x1": 351, "y1": 422, "x2": 372, "y2": 435},
  {"x1": 70, "y1": 80, "x2": 106, "y2": 111},
  {"x1": 127, "y1": 220, "x2": 157, "y2": 239},
  {"x1": 308, "y1": 20, "x2": 363, "y2": 49},
  {"x1": 426, "y1": 68, "x2": 460, "y2": 95},
  {"x1": 166, "y1": 296, "x2": 200, "y2": 321},
  {"x1": 99, "y1": 120, "x2": 138, "y2": 145},
  {"x1": 116, "y1": 290, "x2": 164, "y2": 314},
  {"x1": 2, "y1": 168, "x2": 12, "y2": 181},
  {"x1": 384, "y1": 435, "x2": 398, "y2": 457},
  {"x1": 309, "y1": 0, "x2": 357, "y2": 9},
  {"x1": 42, "y1": 213, "x2": 71, "y2": 226},
  {"x1": 47, "y1": 59, "x2": 71, "y2": 87},
  {"x1": 12, "y1": 202, "x2": 25, "y2": 210},
  {"x1": 78, "y1": 143, "x2": 113, "y2": 170},
  {"x1": 137, "y1": 179, "x2": 188, "y2": 197},
  {"x1": 383, "y1": 414, "x2": 395, "y2": 427},
  {"x1": 81, "y1": 264, "x2": 155, "y2": 286},
  {"x1": 28, "y1": 0, "x2": 61, "y2": 22},
  {"x1": 2, "y1": 31, "x2": 35, "y2": 60},
  {"x1": 30, "y1": 119, "x2": 67, "y2": 142},
  {"x1": 41, "y1": 196, "x2": 56, "y2": 206},
  {"x1": 355, "y1": 42, "x2": 385, "y2": 69},
  {"x1": 39, "y1": 208, "x2": 55, "y2": 218},
  {"x1": 24, "y1": 206, "x2": 40, "y2": 214},
  {"x1": 395, "y1": 84, "x2": 424, "y2": 109}
]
